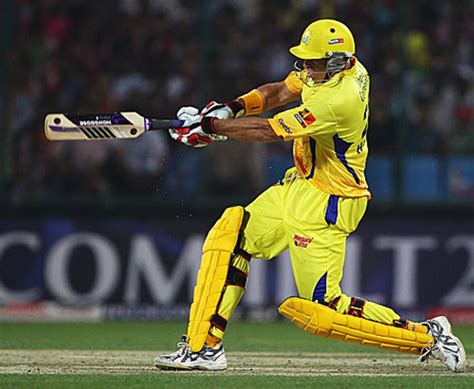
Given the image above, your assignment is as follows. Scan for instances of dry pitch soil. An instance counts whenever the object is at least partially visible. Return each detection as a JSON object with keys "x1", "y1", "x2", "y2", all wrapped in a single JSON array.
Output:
[{"x1": 0, "y1": 350, "x2": 472, "y2": 376}]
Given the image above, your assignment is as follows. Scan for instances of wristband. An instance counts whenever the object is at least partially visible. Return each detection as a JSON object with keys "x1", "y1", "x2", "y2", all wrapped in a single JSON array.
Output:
[
  {"x1": 237, "y1": 89, "x2": 266, "y2": 116},
  {"x1": 201, "y1": 116, "x2": 216, "y2": 134},
  {"x1": 225, "y1": 100, "x2": 245, "y2": 117}
]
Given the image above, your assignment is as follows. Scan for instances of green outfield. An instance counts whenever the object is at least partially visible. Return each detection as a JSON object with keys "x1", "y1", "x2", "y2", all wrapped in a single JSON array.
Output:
[{"x1": 1, "y1": 320, "x2": 473, "y2": 388}]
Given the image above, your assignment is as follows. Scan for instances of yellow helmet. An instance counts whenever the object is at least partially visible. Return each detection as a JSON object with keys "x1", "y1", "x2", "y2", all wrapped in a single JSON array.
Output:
[{"x1": 290, "y1": 19, "x2": 355, "y2": 59}]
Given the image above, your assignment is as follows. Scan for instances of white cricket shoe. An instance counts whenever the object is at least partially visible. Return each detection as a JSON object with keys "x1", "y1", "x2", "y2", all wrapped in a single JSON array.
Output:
[
  {"x1": 420, "y1": 316, "x2": 466, "y2": 372},
  {"x1": 154, "y1": 335, "x2": 227, "y2": 371}
]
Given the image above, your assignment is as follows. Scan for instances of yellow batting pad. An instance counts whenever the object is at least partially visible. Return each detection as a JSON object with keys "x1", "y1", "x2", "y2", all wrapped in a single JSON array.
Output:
[
  {"x1": 278, "y1": 297, "x2": 434, "y2": 355},
  {"x1": 187, "y1": 206, "x2": 245, "y2": 352}
]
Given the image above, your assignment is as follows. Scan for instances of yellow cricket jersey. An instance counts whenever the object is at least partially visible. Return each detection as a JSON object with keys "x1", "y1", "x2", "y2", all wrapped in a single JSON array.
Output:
[{"x1": 268, "y1": 60, "x2": 371, "y2": 198}]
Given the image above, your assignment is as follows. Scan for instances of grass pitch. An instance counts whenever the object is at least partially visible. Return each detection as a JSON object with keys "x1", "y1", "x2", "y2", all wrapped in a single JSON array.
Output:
[{"x1": 1, "y1": 321, "x2": 473, "y2": 387}]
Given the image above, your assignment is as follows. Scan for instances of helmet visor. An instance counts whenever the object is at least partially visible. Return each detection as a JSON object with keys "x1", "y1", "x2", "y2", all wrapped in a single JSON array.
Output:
[{"x1": 289, "y1": 45, "x2": 327, "y2": 60}]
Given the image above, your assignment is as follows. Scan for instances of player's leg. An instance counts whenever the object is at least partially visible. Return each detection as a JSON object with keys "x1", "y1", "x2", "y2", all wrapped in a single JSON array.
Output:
[
  {"x1": 205, "y1": 181, "x2": 291, "y2": 346},
  {"x1": 154, "y1": 206, "x2": 249, "y2": 370},
  {"x1": 155, "y1": 182, "x2": 289, "y2": 370},
  {"x1": 284, "y1": 182, "x2": 427, "y2": 328},
  {"x1": 284, "y1": 224, "x2": 433, "y2": 345},
  {"x1": 304, "y1": 228, "x2": 427, "y2": 334},
  {"x1": 280, "y1": 186, "x2": 465, "y2": 371}
]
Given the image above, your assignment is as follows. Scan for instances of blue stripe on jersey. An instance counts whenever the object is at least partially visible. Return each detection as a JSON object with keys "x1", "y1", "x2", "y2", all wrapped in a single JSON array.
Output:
[
  {"x1": 305, "y1": 138, "x2": 317, "y2": 179},
  {"x1": 333, "y1": 134, "x2": 360, "y2": 184},
  {"x1": 325, "y1": 194, "x2": 339, "y2": 225},
  {"x1": 312, "y1": 272, "x2": 327, "y2": 302},
  {"x1": 361, "y1": 123, "x2": 368, "y2": 138}
]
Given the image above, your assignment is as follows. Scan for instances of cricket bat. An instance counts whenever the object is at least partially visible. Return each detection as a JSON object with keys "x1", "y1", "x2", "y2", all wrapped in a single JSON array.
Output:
[{"x1": 44, "y1": 112, "x2": 185, "y2": 141}]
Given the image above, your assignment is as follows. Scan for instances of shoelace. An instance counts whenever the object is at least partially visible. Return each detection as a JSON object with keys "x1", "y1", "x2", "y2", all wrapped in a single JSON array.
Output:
[
  {"x1": 428, "y1": 321, "x2": 445, "y2": 341},
  {"x1": 176, "y1": 336, "x2": 190, "y2": 356},
  {"x1": 419, "y1": 320, "x2": 459, "y2": 364},
  {"x1": 419, "y1": 347, "x2": 432, "y2": 363},
  {"x1": 428, "y1": 321, "x2": 459, "y2": 350},
  {"x1": 418, "y1": 321, "x2": 440, "y2": 363}
]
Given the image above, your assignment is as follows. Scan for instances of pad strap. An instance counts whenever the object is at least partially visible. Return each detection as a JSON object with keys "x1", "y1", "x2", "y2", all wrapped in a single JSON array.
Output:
[
  {"x1": 347, "y1": 297, "x2": 366, "y2": 318},
  {"x1": 321, "y1": 296, "x2": 341, "y2": 310},
  {"x1": 234, "y1": 246, "x2": 251, "y2": 261},
  {"x1": 211, "y1": 314, "x2": 228, "y2": 332},
  {"x1": 226, "y1": 266, "x2": 248, "y2": 288}
]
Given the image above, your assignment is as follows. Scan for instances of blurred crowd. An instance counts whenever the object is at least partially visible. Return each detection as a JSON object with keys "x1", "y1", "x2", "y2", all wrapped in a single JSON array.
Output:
[{"x1": 3, "y1": 0, "x2": 474, "y2": 200}]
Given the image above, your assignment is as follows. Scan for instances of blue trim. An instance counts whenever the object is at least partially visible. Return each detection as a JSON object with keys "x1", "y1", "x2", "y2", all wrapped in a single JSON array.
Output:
[
  {"x1": 305, "y1": 138, "x2": 317, "y2": 179},
  {"x1": 333, "y1": 134, "x2": 360, "y2": 184},
  {"x1": 361, "y1": 123, "x2": 368, "y2": 138},
  {"x1": 312, "y1": 272, "x2": 327, "y2": 302},
  {"x1": 325, "y1": 194, "x2": 339, "y2": 225}
]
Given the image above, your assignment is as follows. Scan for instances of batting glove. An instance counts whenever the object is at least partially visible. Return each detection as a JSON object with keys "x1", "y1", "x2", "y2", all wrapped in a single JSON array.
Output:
[
  {"x1": 169, "y1": 106, "x2": 226, "y2": 148},
  {"x1": 201, "y1": 100, "x2": 245, "y2": 120}
]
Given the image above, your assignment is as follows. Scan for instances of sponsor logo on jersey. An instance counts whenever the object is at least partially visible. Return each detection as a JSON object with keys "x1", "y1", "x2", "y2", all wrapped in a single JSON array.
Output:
[
  {"x1": 294, "y1": 108, "x2": 316, "y2": 128},
  {"x1": 328, "y1": 38, "x2": 344, "y2": 45},
  {"x1": 293, "y1": 234, "x2": 313, "y2": 248},
  {"x1": 278, "y1": 118, "x2": 292, "y2": 134}
]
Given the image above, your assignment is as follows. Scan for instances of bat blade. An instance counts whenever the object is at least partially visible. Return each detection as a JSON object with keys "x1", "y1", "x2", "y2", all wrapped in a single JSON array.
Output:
[{"x1": 44, "y1": 112, "x2": 148, "y2": 141}]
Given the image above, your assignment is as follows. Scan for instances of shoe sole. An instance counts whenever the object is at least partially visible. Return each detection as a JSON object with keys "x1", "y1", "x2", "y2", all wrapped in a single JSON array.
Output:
[
  {"x1": 154, "y1": 359, "x2": 191, "y2": 370},
  {"x1": 154, "y1": 358, "x2": 227, "y2": 371}
]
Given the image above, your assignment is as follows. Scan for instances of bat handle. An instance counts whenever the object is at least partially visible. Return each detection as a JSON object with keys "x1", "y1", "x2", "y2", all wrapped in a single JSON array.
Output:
[{"x1": 149, "y1": 119, "x2": 185, "y2": 130}]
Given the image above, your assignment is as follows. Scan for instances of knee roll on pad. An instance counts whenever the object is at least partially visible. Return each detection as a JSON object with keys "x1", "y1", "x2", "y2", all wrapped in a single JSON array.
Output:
[
  {"x1": 187, "y1": 206, "x2": 247, "y2": 352},
  {"x1": 278, "y1": 297, "x2": 434, "y2": 354}
]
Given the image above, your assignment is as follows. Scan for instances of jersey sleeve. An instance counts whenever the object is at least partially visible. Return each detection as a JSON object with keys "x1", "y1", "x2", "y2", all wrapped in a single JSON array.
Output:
[
  {"x1": 284, "y1": 71, "x2": 304, "y2": 95},
  {"x1": 268, "y1": 99, "x2": 337, "y2": 140}
]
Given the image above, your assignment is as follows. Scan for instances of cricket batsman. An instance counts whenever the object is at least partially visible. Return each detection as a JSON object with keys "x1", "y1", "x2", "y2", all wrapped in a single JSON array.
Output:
[{"x1": 154, "y1": 19, "x2": 466, "y2": 372}]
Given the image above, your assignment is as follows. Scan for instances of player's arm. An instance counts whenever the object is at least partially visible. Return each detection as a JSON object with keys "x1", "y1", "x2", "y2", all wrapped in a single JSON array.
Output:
[
  {"x1": 169, "y1": 111, "x2": 283, "y2": 145},
  {"x1": 169, "y1": 73, "x2": 304, "y2": 146},
  {"x1": 253, "y1": 71, "x2": 304, "y2": 111},
  {"x1": 210, "y1": 96, "x2": 338, "y2": 143},
  {"x1": 202, "y1": 72, "x2": 302, "y2": 119},
  {"x1": 197, "y1": 73, "x2": 303, "y2": 142},
  {"x1": 211, "y1": 117, "x2": 281, "y2": 142},
  {"x1": 241, "y1": 80, "x2": 301, "y2": 113}
]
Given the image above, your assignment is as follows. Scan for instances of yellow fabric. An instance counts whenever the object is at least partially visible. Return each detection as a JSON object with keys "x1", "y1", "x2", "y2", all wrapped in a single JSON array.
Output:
[
  {"x1": 336, "y1": 295, "x2": 401, "y2": 325},
  {"x1": 268, "y1": 60, "x2": 371, "y2": 198},
  {"x1": 231, "y1": 251, "x2": 251, "y2": 274},
  {"x1": 289, "y1": 19, "x2": 355, "y2": 59},
  {"x1": 209, "y1": 285, "x2": 245, "y2": 339},
  {"x1": 278, "y1": 298, "x2": 434, "y2": 354},
  {"x1": 284, "y1": 71, "x2": 304, "y2": 95},
  {"x1": 187, "y1": 206, "x2": 244, "y2": 352},
  {"x1": 241, "y1": 174, "x2": 366, "y2": 300},
  {"x1": 208, "y1": 252, "x2": 250, "y2": 340},
  {"x1": 238, "y1": 89, "x2": 266, "y2": 116},
  {"x1": 240, "y1": 175, "x2": 405, "y2": 328}
]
